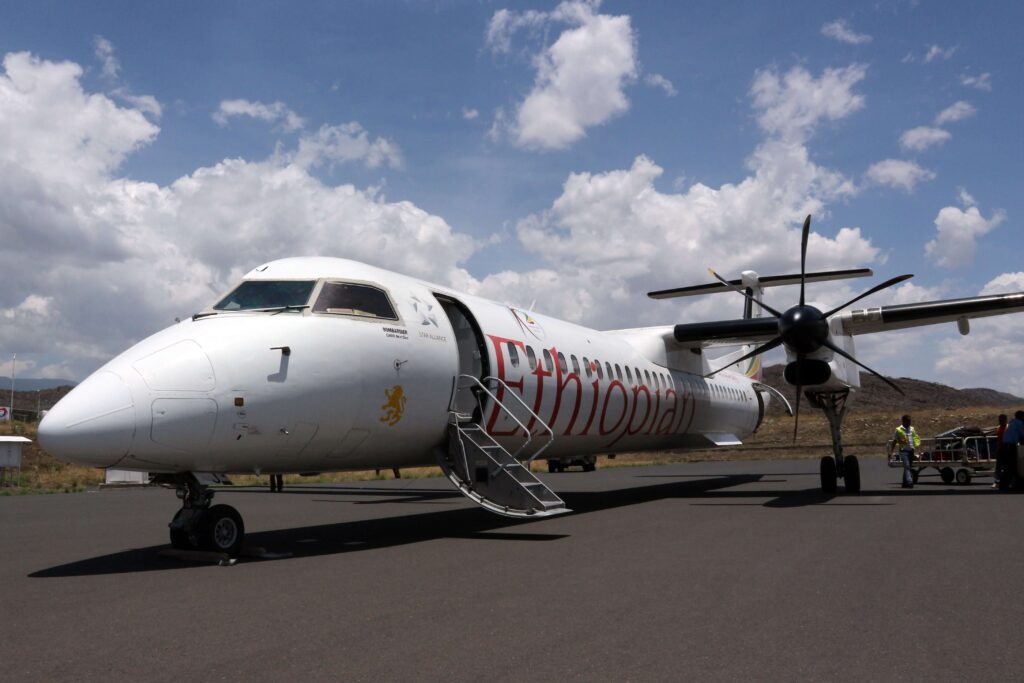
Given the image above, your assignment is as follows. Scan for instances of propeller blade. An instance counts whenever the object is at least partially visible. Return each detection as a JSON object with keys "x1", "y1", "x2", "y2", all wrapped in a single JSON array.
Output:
[
  {"x1": 823, "y1": 339, "x2": 904, "y2": 395},
  {"x1": 705, "y1": 335, "x2": 784, "y2": 378},
  {"x1": 821, "y1": 273, "x2": 914, "y2": 319},
  {"x1": 707, "y1": 268, "x2": 784, "y2": 317},
  {"x1": 799, "y1": 215, "x2": 811, "y2": 307}
]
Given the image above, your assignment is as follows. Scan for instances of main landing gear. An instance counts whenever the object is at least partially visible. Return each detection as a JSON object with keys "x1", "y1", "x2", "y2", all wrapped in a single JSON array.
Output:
[
  {"x1": 156, "y1": 473, "x2": 245, "y2": 555},
  {"x1": 808, "y1": 390, "x2": 860, "y2": 495}
]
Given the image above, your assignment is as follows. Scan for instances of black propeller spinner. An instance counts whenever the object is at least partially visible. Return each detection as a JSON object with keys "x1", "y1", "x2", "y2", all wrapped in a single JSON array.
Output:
[{"x1": 707, "y1": 215, "x2": 910, "y2": 440}]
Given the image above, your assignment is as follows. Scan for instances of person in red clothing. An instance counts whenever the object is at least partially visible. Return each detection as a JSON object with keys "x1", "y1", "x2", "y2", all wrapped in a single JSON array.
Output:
[{"x1": 993, "y1": 414, "x2": 1009, "y2": 489}]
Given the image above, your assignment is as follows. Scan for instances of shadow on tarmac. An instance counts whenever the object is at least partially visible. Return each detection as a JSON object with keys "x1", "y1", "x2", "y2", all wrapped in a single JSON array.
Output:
[{"x1": 29, "y1": 472, "x2": 1004, "y2": 578}]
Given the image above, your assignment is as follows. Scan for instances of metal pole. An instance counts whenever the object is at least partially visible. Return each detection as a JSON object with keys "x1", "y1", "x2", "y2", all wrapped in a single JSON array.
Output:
[{"x1": 9, "y1": 353, "x2": 15, "y2": 424}]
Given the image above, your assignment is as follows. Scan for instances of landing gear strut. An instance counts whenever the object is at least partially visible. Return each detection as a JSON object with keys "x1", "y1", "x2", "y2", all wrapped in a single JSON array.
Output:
[
  {"x1": 158, "y1": 473, "x2": 245, "y2": 555},
  {"x1": 808, "y1": 390, "x2": 860, "y2": 494}
]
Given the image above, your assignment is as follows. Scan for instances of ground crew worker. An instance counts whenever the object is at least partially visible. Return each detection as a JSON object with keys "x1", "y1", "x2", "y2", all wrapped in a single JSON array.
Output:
[
  {"x1": 998, "y1": 410, "x2": 1024, "y2": 491},
  {"x1": 891, "y1": 414, "x2": 921, "y2": 488}
]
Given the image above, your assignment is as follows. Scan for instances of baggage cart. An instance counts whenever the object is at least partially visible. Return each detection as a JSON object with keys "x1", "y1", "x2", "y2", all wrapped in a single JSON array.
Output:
[{"x1": 887, "y1": 426, "x2": 998, "y2": 485}]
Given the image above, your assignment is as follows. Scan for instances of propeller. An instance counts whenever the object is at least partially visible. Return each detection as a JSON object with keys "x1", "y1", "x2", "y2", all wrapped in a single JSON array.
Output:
[{"x1": 707, "y1": 215, "x2": 909, "y2": 440}]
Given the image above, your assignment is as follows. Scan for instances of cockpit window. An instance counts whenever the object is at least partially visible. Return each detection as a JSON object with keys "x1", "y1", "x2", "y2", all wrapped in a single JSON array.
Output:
[
  {"x1": 313, "y1": 282, "x2": 398, "y2": 320},
  {"x1": 213, "y1": 281, "x2": 316, "y2": 311}
]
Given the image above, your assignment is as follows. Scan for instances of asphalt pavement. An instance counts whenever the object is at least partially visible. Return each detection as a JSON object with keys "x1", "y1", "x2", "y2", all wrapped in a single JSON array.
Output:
[{"x1": 2, "y1": 458, "x2": 1023, "y2": 682}]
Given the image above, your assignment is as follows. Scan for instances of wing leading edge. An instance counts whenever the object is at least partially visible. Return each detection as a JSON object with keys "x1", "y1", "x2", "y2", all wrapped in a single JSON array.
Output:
[{"x1": 839, "y1": 291, "x2": 1024, "y2": 335}]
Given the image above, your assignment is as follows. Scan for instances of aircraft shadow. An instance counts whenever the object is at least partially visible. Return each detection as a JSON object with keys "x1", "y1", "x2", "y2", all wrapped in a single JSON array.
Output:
[{"x1": 30, "y1": 474, "x2": 1007, "y2": 578}]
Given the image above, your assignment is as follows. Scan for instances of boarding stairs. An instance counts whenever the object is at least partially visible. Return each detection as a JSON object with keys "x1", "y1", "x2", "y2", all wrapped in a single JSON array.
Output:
[{"x1": 440, "y1": 374, "x2": 569, "y2": 518}]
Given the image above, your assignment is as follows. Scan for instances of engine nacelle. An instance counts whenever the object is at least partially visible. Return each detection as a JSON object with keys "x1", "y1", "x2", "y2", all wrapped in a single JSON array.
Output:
[{"x1": 784, "y1": 359, "x2": 832, "y2": 386}]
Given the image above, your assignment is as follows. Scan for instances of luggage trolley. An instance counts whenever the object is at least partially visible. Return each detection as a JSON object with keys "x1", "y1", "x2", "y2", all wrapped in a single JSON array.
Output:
[{"x1": 887, "y1": 426, "x2": 999, "y2": 485}]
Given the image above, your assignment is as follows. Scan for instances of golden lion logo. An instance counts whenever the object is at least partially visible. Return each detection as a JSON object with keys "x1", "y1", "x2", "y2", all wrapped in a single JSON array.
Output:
[{"x1": 380, "y1": 385, "x2": 407, "y2": 426}]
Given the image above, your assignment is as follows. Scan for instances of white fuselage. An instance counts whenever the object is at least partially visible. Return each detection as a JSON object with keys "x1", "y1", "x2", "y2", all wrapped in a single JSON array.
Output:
[{"x1": 38, "y1": 257, "x2": 764, "y2": 474}]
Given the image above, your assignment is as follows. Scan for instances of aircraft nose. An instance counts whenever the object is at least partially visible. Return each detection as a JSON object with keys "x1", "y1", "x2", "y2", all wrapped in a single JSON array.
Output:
[{"x1": 38, "y1": 370, "x2": 136, "y2": 468}]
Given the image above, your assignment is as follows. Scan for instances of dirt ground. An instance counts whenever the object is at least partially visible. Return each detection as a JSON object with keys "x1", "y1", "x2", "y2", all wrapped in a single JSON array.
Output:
[{"x1": 2, "y1": 405, "x2": 1012, "y2": 493}]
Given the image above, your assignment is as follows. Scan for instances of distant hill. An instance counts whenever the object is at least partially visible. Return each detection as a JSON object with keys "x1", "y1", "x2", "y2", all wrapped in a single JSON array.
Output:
[
  {"x1": 0, "y1": 377, "x2": 77, "y2": 392},
  {"x1": 760, "y1": 364, "x2": 1023, "y2": 414}
]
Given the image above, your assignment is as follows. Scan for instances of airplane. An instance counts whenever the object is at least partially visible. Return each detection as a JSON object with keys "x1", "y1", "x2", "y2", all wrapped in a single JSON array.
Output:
[{"x1": 37, "y1": 216, "x2": 1024, "y2": 555}]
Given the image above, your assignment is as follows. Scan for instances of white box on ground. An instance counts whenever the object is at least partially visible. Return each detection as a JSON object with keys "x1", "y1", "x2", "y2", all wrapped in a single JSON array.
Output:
[
  {"x1": 105, "y1": 469, "x2": 149, "y2": 485},
  {"x1": 0, "y1": 436, "x2": 30, "y2": 468}
]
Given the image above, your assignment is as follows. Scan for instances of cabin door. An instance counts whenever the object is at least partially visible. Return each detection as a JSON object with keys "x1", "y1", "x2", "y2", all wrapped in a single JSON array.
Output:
[{"x1": 434, "y1": 295, "x2": 490, "y2": 419}]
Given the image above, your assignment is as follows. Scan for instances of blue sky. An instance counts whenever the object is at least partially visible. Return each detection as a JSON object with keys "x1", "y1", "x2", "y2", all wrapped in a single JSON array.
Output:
[{"x1": 0, "y1": 0, "x2": 1022, "y2": 393}]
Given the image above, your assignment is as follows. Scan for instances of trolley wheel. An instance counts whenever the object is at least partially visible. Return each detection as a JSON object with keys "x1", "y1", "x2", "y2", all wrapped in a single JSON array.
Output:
[
  {"x1": 911, "y1": 469, "x2": 920, "y2": 485},
  {"x1": 940, "y1": 467, "x2": 955, "y2": 484},
  {"x1": 955, "y1": 468, "x2": 972, "y2": 485},
  {"x1": 844, "y1": 455, "x2": 861, "y2": 494},
  {"x1": 820, "y1": 456, "x2": 837, "y2": 493}
]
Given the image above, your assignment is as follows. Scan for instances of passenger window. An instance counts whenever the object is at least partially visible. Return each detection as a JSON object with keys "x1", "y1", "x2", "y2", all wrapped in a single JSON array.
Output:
[
  {"x1": 644, "y1": 370, "x2": 651, "y2": 387},
  {"x1": 625, "y1": 366, "x2": 633, "y2": 384},
  {"x1": 313, "y1": 282, "x2": 398, "y2": 320},
  {"x1": 635, "y1": 368, "x2": 641, "y2": 385},
  {"x1": 615, "y1": 364, "x2": 622, "y2": 381},
  {"x1": 605, "y1": 362, "x2": 613, "y2": 379},
  {"x1": 596, "y1": 361, "x2": 604, "y2": 380},
  {"x1": 557, "y1": 352, "x2": 567, "y2": 372},
  {"x1": 543, "y1": 349, "x2": 554, "y2": 372},
  {"x1": 507, "y1": 343, "x2": 520, "y2": 368},
  {"x1": 526, "y1": 346, "x2": 537, "y2": 370},
  {"x1": 571, "y1": 355, "x2": 581, "y2": 376},
  {"x1": 583, "y1": 357, "x2": 592, "y2": 378}
]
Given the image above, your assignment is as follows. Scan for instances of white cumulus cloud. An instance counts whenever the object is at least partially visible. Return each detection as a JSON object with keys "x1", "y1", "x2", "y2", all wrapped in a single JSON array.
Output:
[
  {"x1": 292, "y1": 122, "x2": 404, "y2": 170},
  {"x1": 750, "y1": 64, "x2": 867, "y2": 143},
  {"x1": 489, "y1": 0, "x2": 638, "y2": 150},
  {"x1": 820, "y1": 19, "x2": 872, "y2": 45},
  {"x1": 468, "y1": 64, "x2": 875, "y2": 328},
  {"x1": 959, "y1": 72, "x2": 992, "y2": 91},
  {"x1": 92, "y1": 36, "x2": 162, "y2": 119},
  {"x1": 924, "y1": 202, "x2": 1005, "y2": 269},
  {"x1": 213, "y1": 99, "x2": 305, "y2": 132},
  {"x1": 935, "y1": 272, "x2": 1024, "y2": 395},
  {"x1": 924, "y1": 44, "x2": 957, "y2": 63},
  {"x1": 644, "y1": 73, "x2": 677, "y2": 96},
  {"x1": 899, "y1": 126, "x2": 950, "y2": 151},
  {"x1": 0, "y1": 52, "x2": 473, "y2": 379},
  {"x1": 934, "y1": 100, "x2": 976, "y2": 125},
  {"x1": 865, "y1": 159, "x2": 935, "y2": 192}
]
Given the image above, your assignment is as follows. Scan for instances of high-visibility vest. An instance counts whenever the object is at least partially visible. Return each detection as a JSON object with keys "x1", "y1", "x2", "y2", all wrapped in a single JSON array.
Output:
[{"x1": 894, "y1": 425, "x2": 921, "y2": 449}]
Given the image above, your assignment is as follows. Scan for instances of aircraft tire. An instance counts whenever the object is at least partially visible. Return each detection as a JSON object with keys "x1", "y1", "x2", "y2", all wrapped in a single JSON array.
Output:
[
  {"x1": 844, "y1": 455, "x2": 861, "y2": 494},
  {"x1": 198, "y1": 504, "x2": 245, "y2": 555},
  {"x1": 820, "y1": 456, "x2": 837, "y2": 493}
]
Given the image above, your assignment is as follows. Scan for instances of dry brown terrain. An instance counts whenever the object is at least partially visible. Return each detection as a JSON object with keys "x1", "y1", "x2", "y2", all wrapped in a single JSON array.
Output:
[{"x1": 2, "y1": 373, "x2": 1020, "y2": 493}]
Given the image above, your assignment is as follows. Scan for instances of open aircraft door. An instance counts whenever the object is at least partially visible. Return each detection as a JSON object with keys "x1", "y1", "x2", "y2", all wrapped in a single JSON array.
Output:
[{"x1": 434, "y1": 294, "x2": 490, "y2": 419}]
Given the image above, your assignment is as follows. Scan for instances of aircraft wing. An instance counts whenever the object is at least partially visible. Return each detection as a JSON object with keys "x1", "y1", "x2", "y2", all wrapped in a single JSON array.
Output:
[
  {"x1": 669, "y1": 291, "x2": 1024, "y2": 348},
  {"x1": 837, "y1": 291, "x2": 1024, "y2": 335}
]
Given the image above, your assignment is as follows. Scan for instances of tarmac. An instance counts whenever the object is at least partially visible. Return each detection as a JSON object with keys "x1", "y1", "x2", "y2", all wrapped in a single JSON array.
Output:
[{"x1": 2, "y1": 457, "x2": 1023, "y2": 682}]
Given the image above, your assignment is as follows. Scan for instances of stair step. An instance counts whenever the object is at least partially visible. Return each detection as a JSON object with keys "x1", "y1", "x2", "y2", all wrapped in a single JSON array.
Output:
[{"x1": 441, "y1": 385, "x2": 566, "y2": 518}]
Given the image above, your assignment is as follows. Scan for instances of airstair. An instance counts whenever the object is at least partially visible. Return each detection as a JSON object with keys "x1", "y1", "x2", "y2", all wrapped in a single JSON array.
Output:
[{"x1": 440, "y1": 375, "x2": 569, "y2": 518}]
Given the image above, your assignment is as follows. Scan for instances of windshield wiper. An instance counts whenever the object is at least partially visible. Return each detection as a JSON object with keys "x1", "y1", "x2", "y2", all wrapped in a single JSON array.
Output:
[
  {"x1": 192, "y1": 311, "x2": 219, "y2": 320},
  {"x1": 263, "y1": 304, "x2": 311, "y2": 315}
]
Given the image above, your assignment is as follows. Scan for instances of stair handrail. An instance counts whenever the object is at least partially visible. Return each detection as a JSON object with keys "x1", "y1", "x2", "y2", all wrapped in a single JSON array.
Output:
[{"x1": 452, "y1": 374, "x2": 555, "y2": 462}]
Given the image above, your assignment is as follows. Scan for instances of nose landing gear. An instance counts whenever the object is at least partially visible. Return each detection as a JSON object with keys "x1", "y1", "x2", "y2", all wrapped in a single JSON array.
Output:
[{"x1": 158, "y1": 473, "x2": 245, "y2": 555}]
